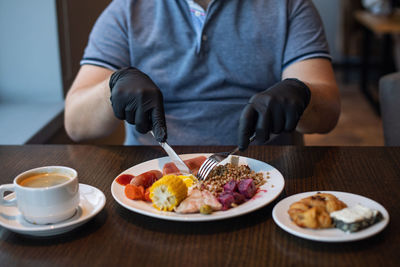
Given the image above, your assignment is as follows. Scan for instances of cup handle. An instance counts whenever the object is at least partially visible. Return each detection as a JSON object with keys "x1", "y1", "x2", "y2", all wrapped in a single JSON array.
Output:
[{"x1": 0, "y1": 184, "x2": 17, "y2": 206}]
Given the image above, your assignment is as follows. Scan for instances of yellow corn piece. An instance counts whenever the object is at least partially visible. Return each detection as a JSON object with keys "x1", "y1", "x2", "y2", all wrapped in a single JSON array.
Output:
[
  {"x1": 177, "y1": 174, "x2": 198, "y2": 188},
  {"x1": 149, "y1": 175, "x2": 188, "y2": 211}
]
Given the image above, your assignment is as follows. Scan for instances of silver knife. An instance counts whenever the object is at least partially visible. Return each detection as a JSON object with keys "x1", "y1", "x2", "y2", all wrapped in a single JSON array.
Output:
[{"x1": 150, "y1": 131, "x2": 191, "y2": 175}]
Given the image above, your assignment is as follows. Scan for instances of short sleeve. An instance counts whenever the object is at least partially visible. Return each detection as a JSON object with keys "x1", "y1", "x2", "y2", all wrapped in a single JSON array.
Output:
[
  {"x1": 80, "y1": 0, "x2": 130, "y2": 70},
  {"x1": 283, "y1": 0, "x2": 331, "y2": 69}
]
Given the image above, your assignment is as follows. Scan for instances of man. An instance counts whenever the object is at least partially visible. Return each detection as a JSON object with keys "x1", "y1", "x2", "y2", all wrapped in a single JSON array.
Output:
[{"x1": 65, "y1": 0, "x2": 340, "y2": 150}]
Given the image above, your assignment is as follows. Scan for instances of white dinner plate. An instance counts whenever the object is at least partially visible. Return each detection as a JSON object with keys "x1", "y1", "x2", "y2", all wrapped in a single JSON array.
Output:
[
  {"x1": 272, "y1": 191, "x2": 389, "y2": 242},
  {"x1": 0, "y1": 184, "x2": 106, "y2": 237},
  {"x1": 111, "y1": 153, "x2": 285, "y2": 222}
]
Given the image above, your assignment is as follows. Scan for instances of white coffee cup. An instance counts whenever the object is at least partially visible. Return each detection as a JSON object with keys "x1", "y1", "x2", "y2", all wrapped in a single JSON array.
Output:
[{"x1": 0, "y1": 166, "x2": 80, "y2": 224}]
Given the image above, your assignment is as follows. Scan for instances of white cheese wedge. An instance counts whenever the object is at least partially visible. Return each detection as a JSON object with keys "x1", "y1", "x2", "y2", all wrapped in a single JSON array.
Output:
[{"x1": 330, "y1": 204, "x2": 378, "y2": 223}]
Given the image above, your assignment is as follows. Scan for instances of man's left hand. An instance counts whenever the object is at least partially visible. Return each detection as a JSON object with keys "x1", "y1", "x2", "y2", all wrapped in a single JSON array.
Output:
[{"x1": 238, "y1": 78, "x2": 311, "y2": 150}]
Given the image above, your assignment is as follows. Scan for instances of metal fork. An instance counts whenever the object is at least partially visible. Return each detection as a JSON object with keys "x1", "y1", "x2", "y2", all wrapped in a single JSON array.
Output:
[{"x1": 197, "y1": 135, "x2": 256, "y2": 181}]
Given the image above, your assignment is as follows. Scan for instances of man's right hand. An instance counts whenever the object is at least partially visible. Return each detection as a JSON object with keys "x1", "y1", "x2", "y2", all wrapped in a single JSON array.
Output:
[{"x1": 109, "y1": 67, "x2": 167, "y2": 142}]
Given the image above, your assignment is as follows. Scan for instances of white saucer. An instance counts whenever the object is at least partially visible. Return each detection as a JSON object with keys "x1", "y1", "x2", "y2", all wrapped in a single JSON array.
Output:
[{"x1": 0, "y1": 184, "x2": 106, "y2": 237}]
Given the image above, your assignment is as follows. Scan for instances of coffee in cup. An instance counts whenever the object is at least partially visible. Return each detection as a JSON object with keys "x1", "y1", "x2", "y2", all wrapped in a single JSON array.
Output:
[
  {"x1": 0, "y1": 166, "x2": 80, "y2": 224},
  {"x1": 19, "y1": 173, "x2": 71, "y2": 188}
]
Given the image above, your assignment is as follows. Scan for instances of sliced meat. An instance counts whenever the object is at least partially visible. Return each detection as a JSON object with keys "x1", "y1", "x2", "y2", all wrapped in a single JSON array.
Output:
[
  {"x1": 202, "y1": 190, "x2": 222, "y2": 210},
  {"x1": 175, "y1": 189, "x2": 203, "y2": 213},
  {"x1": 184, "y1": 156, "x2": 207, "y2": 176},
  {"x1": 162, "y1": 156, "x2": 207, "y2": 176},
  {"x1": 162, "y1": 162, "x2": 180, "y2": 175},
  {"x1": 130, "y1": 170, "x2": 162, "y2": 188},
  {"x1": 175, "y1": 189, "x2": 222, "y2": 213}
]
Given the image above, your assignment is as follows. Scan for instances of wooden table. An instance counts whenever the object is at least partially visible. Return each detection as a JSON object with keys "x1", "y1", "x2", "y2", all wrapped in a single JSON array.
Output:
[
  {"x1": 355, "y1": 10, "x2": 400, "y2": 35},
  {"x1": 0, "y1": 145, "x2": 399, "y2": 266}
]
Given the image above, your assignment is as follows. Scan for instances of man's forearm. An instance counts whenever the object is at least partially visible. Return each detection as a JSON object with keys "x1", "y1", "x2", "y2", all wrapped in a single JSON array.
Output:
[
  {"x1": 64, "y1": 77, "x2": 120, "y2": 142},
  {"x1": 296, "y1": 81, "x2": 340, "y2": 134},
  {"x1": 282, "y1": 58, "x2": 341, "y2": 135}
]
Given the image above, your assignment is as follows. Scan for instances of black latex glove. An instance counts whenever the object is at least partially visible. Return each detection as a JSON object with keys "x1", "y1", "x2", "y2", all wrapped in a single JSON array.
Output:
[
  {"x1": 238, "y1": 78, "x2": 311, "y2": 150},
  {"x1": 109, "y1": 67, "x2": 167, "y2": 142}
]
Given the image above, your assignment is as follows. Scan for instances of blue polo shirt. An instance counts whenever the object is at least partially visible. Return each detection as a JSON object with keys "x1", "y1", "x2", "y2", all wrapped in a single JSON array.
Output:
[{"x1": 81, "y1": 0, "x2": 330, "y2": 145}]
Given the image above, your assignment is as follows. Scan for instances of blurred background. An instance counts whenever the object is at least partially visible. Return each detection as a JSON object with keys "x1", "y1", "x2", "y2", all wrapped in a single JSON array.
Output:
[{"x1": 0, "y1": 0, "x2": 399, "y2": 146}]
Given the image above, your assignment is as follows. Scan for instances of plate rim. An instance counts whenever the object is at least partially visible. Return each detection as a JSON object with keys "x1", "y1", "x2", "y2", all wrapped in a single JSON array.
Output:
[
  {"x1": 0, "y1": 183, "x2": 106, "y2": 236},
  {"x1": 272, "y1": 190, "x2": 390, "y2": 242},
  {"x1": 111, "y1": 153, "x2": 285, "y2": 222}
]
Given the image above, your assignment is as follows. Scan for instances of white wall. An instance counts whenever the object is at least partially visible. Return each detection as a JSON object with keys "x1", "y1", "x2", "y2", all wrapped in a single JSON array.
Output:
[
  {"x1": 0, "y1": 0, "x2": 63, "y2": 103},
  {"x1": 0, "y1": 0, "x2": 64, "y2": 144}
]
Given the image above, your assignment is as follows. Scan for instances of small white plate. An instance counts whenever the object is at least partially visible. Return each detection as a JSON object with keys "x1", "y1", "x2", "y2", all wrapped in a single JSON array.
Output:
[
  {"x1": 111, "y1": 153, "x2": 285, "y2": 222},
  {"x1": 272, "y1": 191, "x2": 389, "y2": 242},
  {"x1": 0, "y1": 184, "x2": 106, "y2": 237}
]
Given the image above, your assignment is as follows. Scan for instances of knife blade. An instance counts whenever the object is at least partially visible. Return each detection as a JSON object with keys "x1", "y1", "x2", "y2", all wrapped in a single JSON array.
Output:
[{"x1": 150, "y1": 131, "x2": 191, "y2": 175}]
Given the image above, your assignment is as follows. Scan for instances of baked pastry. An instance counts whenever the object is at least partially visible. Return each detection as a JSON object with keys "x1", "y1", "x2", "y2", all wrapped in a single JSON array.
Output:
[{"x1": 288, "y1": 193, "x2": 347, "y2": 229}]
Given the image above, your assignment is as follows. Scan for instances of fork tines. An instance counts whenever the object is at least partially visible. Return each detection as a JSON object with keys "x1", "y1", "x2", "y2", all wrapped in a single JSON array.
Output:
[{"x1": 197, "y1": 158, "x2": 219, "y2": 181}]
